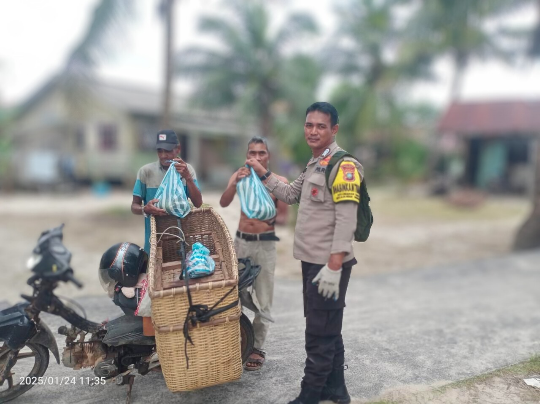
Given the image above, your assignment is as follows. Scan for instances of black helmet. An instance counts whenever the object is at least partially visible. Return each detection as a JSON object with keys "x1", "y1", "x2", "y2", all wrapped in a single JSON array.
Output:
[{"x1": 98, "y1": 243, "x2": 148, "y2": 294}]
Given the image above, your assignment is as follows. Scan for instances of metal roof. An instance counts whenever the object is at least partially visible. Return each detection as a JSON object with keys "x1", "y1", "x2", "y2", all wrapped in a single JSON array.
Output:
[
  {"x1": 438, "y1": 99, "x2": 540, "y2": 136},
  {"x1": 17, "y1": 75, "x2": 253, "y2": 137}
]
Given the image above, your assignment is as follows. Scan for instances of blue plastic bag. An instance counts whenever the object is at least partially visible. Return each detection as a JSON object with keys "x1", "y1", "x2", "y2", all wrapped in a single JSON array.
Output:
[
  {"x1": 185, "y1": 242, "x2": 215, "y2": 279},
  {"x1": 236, "y1": 166, "x2": 277, "y2": 221},
  {"x1": 154, "y1": 162, "x2": 191, "y2": 218}
]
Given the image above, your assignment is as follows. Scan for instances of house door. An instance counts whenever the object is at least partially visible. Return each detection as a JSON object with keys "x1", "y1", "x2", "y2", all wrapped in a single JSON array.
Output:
[{"x1": 476, "y1": 141, "x2": 506, "y2": 191}]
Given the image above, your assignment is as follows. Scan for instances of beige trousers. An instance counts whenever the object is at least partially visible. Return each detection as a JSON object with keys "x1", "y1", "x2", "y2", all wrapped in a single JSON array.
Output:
[{"x1": 234, "y1": 236, "x2": 276, "y2": 350}]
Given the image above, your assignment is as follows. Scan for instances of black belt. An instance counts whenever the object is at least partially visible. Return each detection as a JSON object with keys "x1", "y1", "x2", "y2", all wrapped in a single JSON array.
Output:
[{"x1": 236, "y1": 231, "x2": 280, "y2": 242}]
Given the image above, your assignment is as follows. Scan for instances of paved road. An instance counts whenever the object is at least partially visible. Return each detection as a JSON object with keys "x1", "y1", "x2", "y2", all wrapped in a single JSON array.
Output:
[{"x1": 5, "y1": 250, "x2": 540, "y2": 404}]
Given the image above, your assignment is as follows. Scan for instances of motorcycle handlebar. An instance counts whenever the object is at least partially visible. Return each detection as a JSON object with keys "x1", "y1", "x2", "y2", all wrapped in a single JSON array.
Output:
[{"x1": 65, "y1": 272, "x2": 83, "y2": 289}]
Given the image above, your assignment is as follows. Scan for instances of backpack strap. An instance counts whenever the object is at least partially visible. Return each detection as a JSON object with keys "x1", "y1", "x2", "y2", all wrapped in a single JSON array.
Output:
[{"x1": 325, "y1": 150, "x2": 356, "y2": 192}]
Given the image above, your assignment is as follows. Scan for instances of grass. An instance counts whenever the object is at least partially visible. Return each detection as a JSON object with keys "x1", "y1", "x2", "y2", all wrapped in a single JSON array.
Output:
[
  {"x1": 440, "y1": 356, "x2": 540, "y2": 392},
  {"x1": 364, "y1": 356, "x2": 540, "y2": 403}
]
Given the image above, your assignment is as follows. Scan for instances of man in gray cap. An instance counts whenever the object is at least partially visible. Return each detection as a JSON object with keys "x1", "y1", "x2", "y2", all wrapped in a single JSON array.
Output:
[{"x1": 131, "y1": 130, "x2": 203, "y2": 253}]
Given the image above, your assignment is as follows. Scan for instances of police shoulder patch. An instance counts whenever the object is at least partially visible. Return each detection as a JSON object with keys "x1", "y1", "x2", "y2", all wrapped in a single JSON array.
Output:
[{"x1": 332, "y1": 161, "x2": 360, "y2": 203}]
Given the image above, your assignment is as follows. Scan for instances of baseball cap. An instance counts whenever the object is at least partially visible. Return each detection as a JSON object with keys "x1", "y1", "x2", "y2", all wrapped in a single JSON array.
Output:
[{"x1": 156, "y1": 130, "x2": 179, "y2": 151}]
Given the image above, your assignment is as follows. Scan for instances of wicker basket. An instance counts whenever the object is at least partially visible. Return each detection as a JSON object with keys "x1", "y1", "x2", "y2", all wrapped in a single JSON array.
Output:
[{"x1": 147, "y1": 208, "x2": 242, "y2": 392}]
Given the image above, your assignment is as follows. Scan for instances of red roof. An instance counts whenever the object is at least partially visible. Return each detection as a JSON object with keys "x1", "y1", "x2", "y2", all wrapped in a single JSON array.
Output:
[{"x1": 438, "y1": 100, "x2": 540, "y2": 135}]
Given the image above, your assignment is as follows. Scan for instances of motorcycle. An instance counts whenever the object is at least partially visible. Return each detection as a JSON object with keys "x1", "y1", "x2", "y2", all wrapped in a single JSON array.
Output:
[{"x1": 0, "y1": 225, "x2": 258, "y2": 403}]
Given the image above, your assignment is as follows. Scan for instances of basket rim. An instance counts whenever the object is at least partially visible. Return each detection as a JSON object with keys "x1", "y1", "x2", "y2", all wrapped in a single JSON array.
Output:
[{"x1": 148, "y1": 207, "x2": 238, "y2": 295}]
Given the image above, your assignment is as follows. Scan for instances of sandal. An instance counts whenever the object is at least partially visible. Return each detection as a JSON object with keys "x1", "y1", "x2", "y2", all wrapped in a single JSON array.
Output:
[{"x1": 244, "y1": 348, "x2": 266, "y2": 371}]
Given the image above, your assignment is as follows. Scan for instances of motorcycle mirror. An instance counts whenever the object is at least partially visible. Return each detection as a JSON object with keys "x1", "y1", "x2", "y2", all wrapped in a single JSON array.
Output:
[
  {"x1": 26, "y1": 253, "x2": 42, "y2": 270},
  {"x1": 31, "y1": 224, "x2": 72, "y2": 277}
]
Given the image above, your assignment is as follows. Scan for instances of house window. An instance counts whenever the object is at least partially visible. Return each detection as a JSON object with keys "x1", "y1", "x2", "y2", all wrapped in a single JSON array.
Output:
[
  {"x1": 75, "y1": 126, "x2": 85, "y2": 151},
  {"x1": 99, "y1": 124, "x2": 118, "y2": 151}
]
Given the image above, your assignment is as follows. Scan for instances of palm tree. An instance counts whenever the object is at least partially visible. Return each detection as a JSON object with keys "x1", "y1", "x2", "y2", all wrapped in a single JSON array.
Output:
[
  {"x1": 63, "y1": 0, "x2": 176, "y2": 128},
  {"x1": 406, "y1": 0, "x2": 533, "y2": 102},
  {"x1": 176, "y1": 0, "x2": 318, "y2": 143},
  {"x1": 326, "y1": 0, "x2": 431, "y2": 151}
]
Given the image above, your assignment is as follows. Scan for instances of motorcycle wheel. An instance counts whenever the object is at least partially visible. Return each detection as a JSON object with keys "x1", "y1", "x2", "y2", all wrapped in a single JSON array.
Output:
[
  {"x1": 0, "y1": 342, "x2": 49, "y2": 403},
  {"x1": 239, "y1": 313, "x2": 254, "y2": 364}
]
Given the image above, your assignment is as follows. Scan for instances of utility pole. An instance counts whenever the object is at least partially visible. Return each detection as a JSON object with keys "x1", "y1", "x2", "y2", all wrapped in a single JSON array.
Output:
[{"x1": 160, "y1": 0, "x2": 175, "y2": 129}]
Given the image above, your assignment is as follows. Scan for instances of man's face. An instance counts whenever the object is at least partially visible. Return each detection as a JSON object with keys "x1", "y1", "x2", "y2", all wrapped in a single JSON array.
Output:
[
  {"x1": 247, "y1": 142, "x2": 270, "y2": 169},
  {"x1": 157, "y1": 146, "x2": 180, "y2": 167},
  {"x1": 304, "y1": 111, "x2": 338, "y2": 152}
]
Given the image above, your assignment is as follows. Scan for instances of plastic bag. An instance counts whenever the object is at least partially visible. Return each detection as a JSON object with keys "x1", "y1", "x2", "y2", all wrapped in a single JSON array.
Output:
[
  {"x1": 154, "y1": 162, "x2": 191, "y2": 218},
  {"x1": 236, "y1": 166, "x2": 276, "y2": 221},
  {"x1": 134, "y1": 275, "x2": 151, "y2": 317},
  {"x1": 184, "y1": 242, "x2": 215, "y2": 279}
]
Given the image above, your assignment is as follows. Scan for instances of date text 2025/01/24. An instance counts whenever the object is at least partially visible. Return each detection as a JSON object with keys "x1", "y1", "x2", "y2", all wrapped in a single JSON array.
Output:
[{"x1": 19, "y1": 376, "x2": 107, "y2": 385}]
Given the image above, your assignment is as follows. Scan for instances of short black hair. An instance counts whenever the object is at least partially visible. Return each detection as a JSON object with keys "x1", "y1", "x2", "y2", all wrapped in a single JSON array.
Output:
[
  {"x1": 247, "y1": 136, "x2": 269, "y2": 153},
  {"x1": 305, "y1": 102, "x2": 339, "y2": 127}
]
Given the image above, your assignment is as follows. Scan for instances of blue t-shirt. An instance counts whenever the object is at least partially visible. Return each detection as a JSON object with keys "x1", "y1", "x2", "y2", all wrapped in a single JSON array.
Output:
[{"x1": 133, "y1": 161, "x2": 199, "y2": 252}]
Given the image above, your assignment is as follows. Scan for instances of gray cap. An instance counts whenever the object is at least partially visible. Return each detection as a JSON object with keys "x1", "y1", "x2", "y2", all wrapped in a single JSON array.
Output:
[{"x1": 156, "y1": 129, "x2": 179, "y2": 151}]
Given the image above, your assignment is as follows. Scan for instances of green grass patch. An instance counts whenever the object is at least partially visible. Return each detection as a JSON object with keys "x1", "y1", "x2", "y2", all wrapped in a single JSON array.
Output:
[{"x1": 440, "y1": 355, "x2": 540, "y2": 392}]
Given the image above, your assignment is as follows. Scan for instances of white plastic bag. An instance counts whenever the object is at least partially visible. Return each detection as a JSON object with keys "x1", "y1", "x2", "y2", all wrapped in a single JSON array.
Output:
[
  {"x1": 134, "y1": 276, "x2": 151, "y2": 317},
  {"x1": 155, "y1": 162, "x2": 191, "y2": 218},
  {"x1": 236, "y1": 166, "x2": 276, "y2": 221}
]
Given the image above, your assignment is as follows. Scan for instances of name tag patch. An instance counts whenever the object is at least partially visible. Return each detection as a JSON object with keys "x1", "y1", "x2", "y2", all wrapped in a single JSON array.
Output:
[{"x1": 332, "y1": 161, "x2": 360, "y2": 203}]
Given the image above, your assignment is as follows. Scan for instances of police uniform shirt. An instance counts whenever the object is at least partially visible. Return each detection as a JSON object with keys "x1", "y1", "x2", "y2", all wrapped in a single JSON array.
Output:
[
  {"x1": 265, "y1": 141, "x2": 363, "y2": 265},
  {"x1": 132, "y1": 161, "x2": 199, "y2": 253}
]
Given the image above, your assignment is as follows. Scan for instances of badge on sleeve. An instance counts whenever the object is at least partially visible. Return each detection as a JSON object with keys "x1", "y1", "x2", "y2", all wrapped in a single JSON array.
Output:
[{"x1": 332, "y1": 161, "x2": 360, "y2": 203}]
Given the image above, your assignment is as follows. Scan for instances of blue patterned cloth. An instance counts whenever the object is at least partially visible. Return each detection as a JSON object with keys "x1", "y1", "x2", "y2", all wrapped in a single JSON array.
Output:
[
  {"x1": 236, "y1": 166, "x2": 277, "y2": 221},
  {"x1": 185, "y1": 242, "x2": 215, "y2": 279}
]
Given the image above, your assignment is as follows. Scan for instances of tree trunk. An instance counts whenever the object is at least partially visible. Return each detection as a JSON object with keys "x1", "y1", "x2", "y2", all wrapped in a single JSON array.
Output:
[
  {"x1": 160, "y1": 0, "x2": 175, "y2": 129},
  {"x1": 513, "y1": 137, "x2": 540, "y2": 250}
]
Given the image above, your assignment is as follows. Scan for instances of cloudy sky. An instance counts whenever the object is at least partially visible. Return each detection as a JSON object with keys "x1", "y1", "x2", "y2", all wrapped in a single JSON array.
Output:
[{"x1": 1, "y1": 0, "x2": 539, "y2": 108}]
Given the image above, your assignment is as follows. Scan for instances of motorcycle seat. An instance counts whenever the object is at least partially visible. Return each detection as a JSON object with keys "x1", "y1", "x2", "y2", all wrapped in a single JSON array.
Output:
[{"x1": 103, "y1": 315, "x2": 155, "y2": 346}]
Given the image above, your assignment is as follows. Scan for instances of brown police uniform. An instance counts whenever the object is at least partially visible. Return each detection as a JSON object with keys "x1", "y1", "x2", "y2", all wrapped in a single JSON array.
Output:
[{"x1": 264, "y1": 140, "x2": 362, "y2": 392}]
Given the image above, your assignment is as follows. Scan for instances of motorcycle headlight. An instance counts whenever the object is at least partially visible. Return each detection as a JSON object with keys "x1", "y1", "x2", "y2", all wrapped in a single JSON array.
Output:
[{"x1": 26, "y1": 253, "x2": 42, "y2": 270}]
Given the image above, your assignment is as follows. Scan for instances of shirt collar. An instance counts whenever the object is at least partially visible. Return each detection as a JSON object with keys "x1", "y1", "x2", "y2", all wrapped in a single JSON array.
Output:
[{"x1": 308, "y1": 141, "x2": 339, "y2": 165}]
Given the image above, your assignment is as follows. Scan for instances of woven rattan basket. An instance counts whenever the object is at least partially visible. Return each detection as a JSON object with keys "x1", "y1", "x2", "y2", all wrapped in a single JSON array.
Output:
[{"x1": 147, "y1": 208, "x2": 242, "y2": 392}]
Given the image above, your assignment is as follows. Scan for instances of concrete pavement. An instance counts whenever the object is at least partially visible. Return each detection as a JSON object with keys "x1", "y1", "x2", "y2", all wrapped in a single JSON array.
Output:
[{"x1": 6, "y1": 249, "x2": 540, "y2": 403}]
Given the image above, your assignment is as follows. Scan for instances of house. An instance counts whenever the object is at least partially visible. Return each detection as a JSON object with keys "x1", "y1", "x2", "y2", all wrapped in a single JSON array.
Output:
[
  {"x1": 437, "y1": 99, "x2": 540, "y2": 194},
  {"x1": 8, "y1": 76, "x2": 255, "y2": 189}
]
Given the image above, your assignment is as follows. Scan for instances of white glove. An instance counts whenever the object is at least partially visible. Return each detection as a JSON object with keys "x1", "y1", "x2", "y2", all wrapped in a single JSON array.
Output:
[{"x1": 312, "y1": 264, "x2": 342, "y2": 300}]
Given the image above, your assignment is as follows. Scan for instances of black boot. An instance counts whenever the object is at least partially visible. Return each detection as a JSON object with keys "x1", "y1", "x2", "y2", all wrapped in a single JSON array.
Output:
[
  {"x1": 287, "y1": 383, "x2": 321, "y2": 404},
  {"x1": 320, "y1": 365, "x2": 350, "y2": 404}
]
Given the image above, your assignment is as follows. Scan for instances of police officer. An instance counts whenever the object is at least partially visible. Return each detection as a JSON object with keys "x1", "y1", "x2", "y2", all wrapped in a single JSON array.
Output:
[{"x1": 246, "y1": 102, "x2": 362, "y2": 404}]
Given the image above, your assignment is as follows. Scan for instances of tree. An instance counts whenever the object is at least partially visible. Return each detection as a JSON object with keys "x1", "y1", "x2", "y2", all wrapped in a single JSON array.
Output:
[
  {"x1": 514, "y1": 0, "x2": 540, "y2": 250},
  {"x1": 326, "y1": 0, "x2": 432, "y2": 162},
  {"x1": 63, "y1": 0, "x2": 176, "y2": 128},
  {"x1": 406, "y1": 0, "x2": 533, "y2": 101},
  {"x1": 176, "y1": 0, "x2": 318, "y2": 144},
  {"x1": 63, "y1": 0, "x2": 133, "y2": 107}
]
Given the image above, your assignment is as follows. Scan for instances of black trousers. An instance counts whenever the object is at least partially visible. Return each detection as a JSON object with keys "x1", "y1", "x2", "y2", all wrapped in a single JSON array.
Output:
[{"x1": 301, "y1": 258, "x2": 355, "y2": 391}]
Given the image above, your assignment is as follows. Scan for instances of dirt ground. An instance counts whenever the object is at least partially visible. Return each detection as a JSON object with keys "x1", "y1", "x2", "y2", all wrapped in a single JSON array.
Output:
[{"x1": 0, "y1": 187, "x2": 530, "y2": 305}]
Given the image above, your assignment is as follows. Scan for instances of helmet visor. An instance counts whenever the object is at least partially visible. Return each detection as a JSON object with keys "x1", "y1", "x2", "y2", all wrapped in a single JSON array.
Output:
[{"x1": 98, "y1": 267, "x2": 116, "y2": 298}]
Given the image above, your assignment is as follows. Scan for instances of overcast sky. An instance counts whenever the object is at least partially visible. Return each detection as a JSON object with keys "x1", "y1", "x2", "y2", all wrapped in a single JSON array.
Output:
[{"x1": 1, "y1": 0, "x2": 539, "y2": 108}]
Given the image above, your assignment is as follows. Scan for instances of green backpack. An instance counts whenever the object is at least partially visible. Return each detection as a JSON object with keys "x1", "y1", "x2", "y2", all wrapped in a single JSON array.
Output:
[{"x1": 325, "y1": 151, "x2": 373, "y2": 242}]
